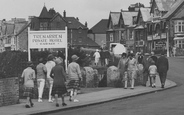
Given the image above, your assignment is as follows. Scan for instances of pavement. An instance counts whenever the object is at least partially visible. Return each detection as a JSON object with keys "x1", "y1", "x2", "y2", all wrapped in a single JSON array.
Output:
[{"x1": 0, "y1": 77, "x2": 177, "y2": 115}]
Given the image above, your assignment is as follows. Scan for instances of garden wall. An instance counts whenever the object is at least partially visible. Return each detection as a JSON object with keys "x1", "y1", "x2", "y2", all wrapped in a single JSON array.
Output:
[{"x1": 0, "y1": 77, "x2": 19, "y2": 106}]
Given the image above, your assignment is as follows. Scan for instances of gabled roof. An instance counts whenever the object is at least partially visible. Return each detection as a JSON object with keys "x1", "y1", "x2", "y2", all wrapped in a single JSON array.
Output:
[
  {"x1": 64, "y1": 17, "x2": 87, "y2": 29},
  {"x1": 162, "y1": 0, "x2": 184, "y2": 20},
  {"x1": 109, "y1": 12, "x2": 121, "y2": 26},
  {"x1": 154, "y1": 0, "x2": 177, "y2": 11},
  {"x1": 89, "y1": 19, "x2": 108, "y2": 34},
  {"x1": 139, "y1": 7, "x2": 151, "y2": 22},
  {"x1": 39, "y1": 6, "x2": 52, "y2": 18},
  {"x1": 121, "y1": 11, "x2": 138, "y2": 26},
  {"x1": 50, "y1": 12, "x2": 67, "y2": 23}
]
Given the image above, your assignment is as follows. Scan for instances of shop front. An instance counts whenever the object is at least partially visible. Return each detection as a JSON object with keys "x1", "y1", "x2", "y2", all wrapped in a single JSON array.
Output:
[{"x1": 147, "y1": 33, "x2": 167, "y2": 54}]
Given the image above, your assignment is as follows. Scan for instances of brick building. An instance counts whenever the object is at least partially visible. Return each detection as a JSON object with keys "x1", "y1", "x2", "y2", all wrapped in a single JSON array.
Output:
[{"x1": 0, "y1": 18, "x2": 28, "y2": 52}]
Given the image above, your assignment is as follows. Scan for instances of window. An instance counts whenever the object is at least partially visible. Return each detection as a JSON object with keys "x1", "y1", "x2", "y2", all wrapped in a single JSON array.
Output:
[
  {"x1": 175, "y1": 20, "x2": 184, "y2": 33},
  {"x1": 175, "y1": 40, "x2": 184, "y2": 48},
  {"x1": 110, "y1": 33, "x2": 113, "y2": 42},
  {"x1": 40, "y1": 22, "x2": 48, "y2": 30}
]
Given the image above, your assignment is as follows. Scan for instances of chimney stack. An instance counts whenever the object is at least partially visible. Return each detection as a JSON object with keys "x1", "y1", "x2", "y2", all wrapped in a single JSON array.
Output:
[
  {"x1": 85, "y1": 21, "x2": 88, "y2": 27},
  {"x1": 63, "y1": 10, "x2": 66, "y2": 18}
]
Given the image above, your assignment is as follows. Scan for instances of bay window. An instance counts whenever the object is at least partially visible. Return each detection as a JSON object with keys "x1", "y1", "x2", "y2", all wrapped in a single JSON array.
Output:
[{"x1": 175, "y1": 20, "x2": 184, "y2": 33}]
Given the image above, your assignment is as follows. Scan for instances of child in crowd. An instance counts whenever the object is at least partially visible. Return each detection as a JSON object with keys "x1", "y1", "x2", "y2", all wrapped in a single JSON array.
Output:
[{"x1": 148, "y1": 60, "x2": 157, "y2": 88}]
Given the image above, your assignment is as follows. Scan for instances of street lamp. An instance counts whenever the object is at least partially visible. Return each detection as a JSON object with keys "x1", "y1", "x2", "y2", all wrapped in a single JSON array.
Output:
[{"x1": 166, "y1": 25, "x2": 169, "y2": 57}]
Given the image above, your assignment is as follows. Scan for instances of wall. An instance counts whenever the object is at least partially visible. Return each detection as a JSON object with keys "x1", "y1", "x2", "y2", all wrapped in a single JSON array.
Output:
[{"x1": 0, "y1": 77, "x2": 19, "y2": 106}]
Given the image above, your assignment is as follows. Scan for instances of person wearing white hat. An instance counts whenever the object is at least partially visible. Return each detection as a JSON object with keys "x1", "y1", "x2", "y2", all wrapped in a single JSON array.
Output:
[
  {"x1": 67, "y1": 55, "x2": 82, "y2": 102},
  {"x1": 93, "y1": 49, "x2": 100, "y2": 66}
]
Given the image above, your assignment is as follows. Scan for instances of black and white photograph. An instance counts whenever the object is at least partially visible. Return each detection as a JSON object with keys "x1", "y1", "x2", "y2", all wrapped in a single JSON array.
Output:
[{"x1": 0, "y1": 0, "x2": 183, "y2": 115}]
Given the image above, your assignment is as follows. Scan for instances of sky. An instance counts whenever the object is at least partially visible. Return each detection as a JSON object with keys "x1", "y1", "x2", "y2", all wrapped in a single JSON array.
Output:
[{"x1": 0, "y1": 0, "x2": 150, "y2": 28}]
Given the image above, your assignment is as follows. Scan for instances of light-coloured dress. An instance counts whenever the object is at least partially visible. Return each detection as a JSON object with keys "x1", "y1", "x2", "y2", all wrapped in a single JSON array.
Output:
[{"x1": 127, "y1": 58, "x2": 137, "y2": 80}]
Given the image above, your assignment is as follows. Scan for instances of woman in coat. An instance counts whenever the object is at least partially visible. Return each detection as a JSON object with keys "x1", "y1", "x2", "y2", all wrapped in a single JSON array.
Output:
[{"x1": 50, "y1": 57, "x2": 67, "y2": 107}]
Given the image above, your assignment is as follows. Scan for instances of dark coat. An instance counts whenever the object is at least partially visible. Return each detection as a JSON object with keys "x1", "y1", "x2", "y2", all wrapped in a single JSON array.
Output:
[
  {"x1": 50, "y1": 64, "x2": 66, "y2": 86},
  {"x1": 150, "y1": 55, "x2": 158, "y2": 64},
  {"x1": 138, "y1": 55, "x2": 144, "y2": 64},
  {"x1": 157, "y1": 55, "x2": 169, "y2": 73},
  {"x1": 142, "y1": 56, "x2": 150, "y2": 71}
]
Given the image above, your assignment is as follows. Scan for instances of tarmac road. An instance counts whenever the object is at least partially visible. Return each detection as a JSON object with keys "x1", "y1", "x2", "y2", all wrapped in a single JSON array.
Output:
[{"x1": 45, "y1": 57, "x2": 184, "y2": 115}]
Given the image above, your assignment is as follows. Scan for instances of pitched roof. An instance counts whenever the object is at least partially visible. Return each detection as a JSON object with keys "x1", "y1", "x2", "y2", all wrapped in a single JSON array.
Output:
[
  {"x1": 121, "y1": 11, "x2": 138, "y2": 25},
  {"x1": 140, "y1": 7, "x2": 151, "y2": 22},
  {"x1": 111, "y1": 12, "x2": 121, "y2": 26},
  {"x1": 73, "y1": 37, "x2": 99, "y2": 47},
  {"x1": 162, "y1": 0, "x2": 184, "y2": 20},
  {"x1": 89, "y1": 19, "x2": 108, "y2": 34},
  {"x1": 172, "y1": 7, "x2": 184, "y2": 19},
  {"x1": 155, "y1": 0, "x2": 177, "y2": 11},
  {"x1": 39, "y1": 6, "x2": 52, "y2": 18},
  {"x1": 64, "y1": 17, "x2": 87, "y2": 29}
]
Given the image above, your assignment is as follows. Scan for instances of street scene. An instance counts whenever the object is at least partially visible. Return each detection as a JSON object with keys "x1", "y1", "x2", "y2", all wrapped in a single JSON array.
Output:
[{"x1": 0, "y1": 0, "x2": 183, "y2": 115}]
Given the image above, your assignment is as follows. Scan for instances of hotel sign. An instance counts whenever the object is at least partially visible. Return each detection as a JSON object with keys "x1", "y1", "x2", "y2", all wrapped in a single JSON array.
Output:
[{"x1": 28, "y1": 30, "x2": 67, "y2": 48}]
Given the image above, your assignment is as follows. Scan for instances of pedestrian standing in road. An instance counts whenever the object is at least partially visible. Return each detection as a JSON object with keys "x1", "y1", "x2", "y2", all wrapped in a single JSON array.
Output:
[
  {"x1": 157, "y1": 52, "x2": 169, "y2": 88},
  {"x1": 148, "y1": 60, "x2": 157, "y2": 88},
  {"x1": 93, "y1": 49, "x2": 100, "y2": 66},
  {"x1": 21, "y1": 61, "x2": 35, "y2": 108},
  {"x1": 50, "y1": 57, "x2": 67, "y2": 107},
  {"x1": 36, "y1": 58, "x2": 47, "y2": 102},
  {"x1": 142, "y1": 53, "x2": 151, "y2": 87},
  {"x1": 117, "y1": 53, "x2": 128, "y2": 89},
  {"x1": 127, "y1": 53, "x2": 137, "y2": 89},
  {"x1": 67, "y1": 55, "x2": 82, "y2": 102},
  {"x1": 45, "y1": 54, "x2": 56, "y2": 103}
]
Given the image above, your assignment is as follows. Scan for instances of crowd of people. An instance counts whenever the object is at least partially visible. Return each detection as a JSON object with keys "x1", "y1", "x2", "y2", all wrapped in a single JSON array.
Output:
[
  {"x1": 117, "y1": 51, "x2": 169, "y2": 89},
  {"x1": 21, "y1": 54, "x2": 82, "y2": 108},
  {"x1": 20, "y1": 47, "x2": 169, "y2": 108}
]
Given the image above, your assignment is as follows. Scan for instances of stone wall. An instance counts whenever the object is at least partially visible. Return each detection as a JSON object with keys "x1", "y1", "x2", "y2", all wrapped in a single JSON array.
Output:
[{"x1": 0, "y1": 77, "x2": 19, "y2": 106}]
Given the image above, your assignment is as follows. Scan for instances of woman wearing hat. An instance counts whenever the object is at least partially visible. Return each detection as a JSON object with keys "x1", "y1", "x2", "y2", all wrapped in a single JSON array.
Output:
[
  {"x1": 21, "y1": 61, "x2": 35, "y2": 108},
  {"x1": 67, "y1": 55, "x2": 82, "y2": 102},
  {"x1": 50, "y1": 57, "x2": 67, "y2": 107},
  {"x1": 36, "y1": 58, "x2": 47, "y2": 102}
]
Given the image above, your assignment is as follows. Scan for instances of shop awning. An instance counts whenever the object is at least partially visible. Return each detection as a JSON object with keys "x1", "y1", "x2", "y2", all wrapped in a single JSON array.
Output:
[{"x1": 174, "y1": 37, "x2": 184, "y2": 40}]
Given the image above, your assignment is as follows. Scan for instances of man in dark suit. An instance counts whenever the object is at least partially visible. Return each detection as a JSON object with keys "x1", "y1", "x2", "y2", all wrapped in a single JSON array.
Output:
[{"x1": 157, "y1": 52, "x2": 169, "y2": 88}]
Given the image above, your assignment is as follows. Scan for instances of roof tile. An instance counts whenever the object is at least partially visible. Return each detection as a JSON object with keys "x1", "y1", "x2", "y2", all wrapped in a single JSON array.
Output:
[
  {"x1": 90, "y1": 19, "x2": 108, "y2": 34},
  {"x1": 122, "y1": 11, "x2": 138, "y2": 25}
]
